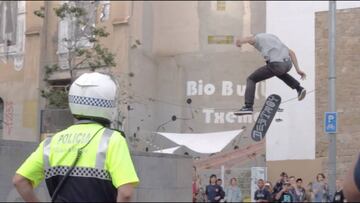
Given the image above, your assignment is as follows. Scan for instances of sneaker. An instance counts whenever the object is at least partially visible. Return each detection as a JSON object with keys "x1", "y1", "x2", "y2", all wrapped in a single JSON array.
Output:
[
  {"x1": 234, "y1": 106, "x2": 253, "y2": 116},
  {"x1": 297, "y1": 87, "x2": 306, "y2": 101}
]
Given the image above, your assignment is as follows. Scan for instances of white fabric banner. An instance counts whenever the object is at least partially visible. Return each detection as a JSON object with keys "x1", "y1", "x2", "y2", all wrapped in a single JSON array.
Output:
[{"x1": 156, "y1": 129, "x2": 243, "y2": 154}]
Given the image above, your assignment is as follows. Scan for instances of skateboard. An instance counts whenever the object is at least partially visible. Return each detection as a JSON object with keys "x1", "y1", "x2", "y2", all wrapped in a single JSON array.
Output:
[{"x1": 251, "y1": 94, "x2": 281, "y2": 141}]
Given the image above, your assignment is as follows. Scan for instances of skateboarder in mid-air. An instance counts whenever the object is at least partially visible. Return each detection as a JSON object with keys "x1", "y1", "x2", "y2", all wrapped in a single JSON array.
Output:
[{"x1": 234, "y1": 33, "x2": 307, "y2": 116}]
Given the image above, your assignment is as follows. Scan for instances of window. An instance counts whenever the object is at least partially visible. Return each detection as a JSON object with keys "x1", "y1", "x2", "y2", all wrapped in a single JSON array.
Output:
[
  {"x1": 217, "y1": 1, "x2": 226, "y2": 11},
  {"x1": 208, "y1": 35, "x2": 234, "y2": 44},
  {"x1": 100, "y1": 1, "x2": 110, "y2": 22},
  {"x1": 72, "y1": 1, "x2": 98, "y2": 47},
  {"x1": 58, "y1": 1, "x2": 99, "y2": 69},
  {"x1": 0, "y1": 1, "x2": 18, "y2": 46},
  {"x1": 0, "y1": 1, "x2": 25, "y2": 71}
]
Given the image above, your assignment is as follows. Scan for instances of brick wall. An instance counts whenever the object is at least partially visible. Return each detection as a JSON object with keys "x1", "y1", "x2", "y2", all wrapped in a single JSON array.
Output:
[{"x1": 315, "y1": 7, "x2": 360, "y2": 178}]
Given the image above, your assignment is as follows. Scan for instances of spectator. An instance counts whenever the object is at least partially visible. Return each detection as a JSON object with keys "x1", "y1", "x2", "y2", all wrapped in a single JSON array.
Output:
[
  {"x1": 275, "y1": 181, "x2": 294, "y2": 202},
  {"x1": 193, "y1": 175, "x2": 203, "y2": 202},
  {"x1": 225, "y1": 178, "x2": 242, "y2": 202},
  {"x1": 193, "y1": 180, "x2": 197, "y2": 202},
  {"x1": 305, "y1": 182, "x2": 314, "y2": 202},
  {"x1": 193, "y1": 167, "x2": 198, "y2": 202},
  {"x1": 254, "y1": 179, "x2": 272, "y2": 202},
  {"x1": 196, "y1": 187, "x2": 206, "y2": 202},
  {"x1": 293, "y1": 178, "x2": 307, "y2": 202},
  {"x1": 217, "y1": 178, "x2": 223, "y2": 187},
  {"x1": 288, "y1": 176, "x2": 297, "y2": 200},
  {"x1": 333, "y1": 179, "x2": 346, "y2": 203},
  {"x1": 265, "y1": 181, "x2": 274, "y2": 201},
  {"x1": 265, "y1": 181, "x2": 273, "y2": 193},
  {"x1": 205, "y1": 175, "x2": 225, "y2": 202},
  {"x1": 312, "y1": 173, "x2": 329, "y2": 202},
  {"x1": 216, "y1": 178, "x2": 225, "y2": 202},
  {"x1": 273, "y1": 172, "x2": 288, "y2": 199},
  {"x1": 289, "y1": 176, "x2": 296, "y2": 188}
]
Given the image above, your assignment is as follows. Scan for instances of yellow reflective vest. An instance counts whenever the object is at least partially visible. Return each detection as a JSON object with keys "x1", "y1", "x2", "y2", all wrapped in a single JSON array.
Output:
[{"x1": 17, "y1": 121, "x2": 139, "y2": 202}]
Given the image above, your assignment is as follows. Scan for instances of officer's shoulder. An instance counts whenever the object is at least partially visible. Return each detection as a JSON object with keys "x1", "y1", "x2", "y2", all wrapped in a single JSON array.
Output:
[{"x1": 107, "y1": 128, "x2": 126, "y2": 138}]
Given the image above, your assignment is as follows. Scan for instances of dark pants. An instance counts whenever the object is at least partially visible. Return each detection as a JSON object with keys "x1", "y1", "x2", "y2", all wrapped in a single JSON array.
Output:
[{"x1": 245, "y1": 60, "x2": 301, "y2": 107}]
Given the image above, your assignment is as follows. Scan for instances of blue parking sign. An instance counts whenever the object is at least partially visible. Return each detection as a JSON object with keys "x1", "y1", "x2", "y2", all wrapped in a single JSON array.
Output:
[{"x1": 324, "y1": 112, "x2": 337, "y2": 133}]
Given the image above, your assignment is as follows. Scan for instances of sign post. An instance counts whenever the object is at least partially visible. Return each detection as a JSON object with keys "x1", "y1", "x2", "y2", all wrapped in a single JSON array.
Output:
[{"x1": 327, "y1": 1, "x2": 337, "y2": 199}]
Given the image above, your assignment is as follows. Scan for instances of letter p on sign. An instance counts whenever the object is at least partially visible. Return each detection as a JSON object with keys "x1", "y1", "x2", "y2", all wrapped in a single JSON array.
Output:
[{"x1": 324, "y1": 112, "x2": 337, "y2": 134}]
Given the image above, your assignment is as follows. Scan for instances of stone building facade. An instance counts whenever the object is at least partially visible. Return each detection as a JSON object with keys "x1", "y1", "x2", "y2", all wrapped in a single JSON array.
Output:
[
  {"x1": 2, "y1": 1, "x2": 359, "y2": 190},
  {"x1": 315, "y1": 7, "x2": 360, "y2": 177},
  {"x1": 0, "y1": 1, "x2": 132, "y2": 142}
]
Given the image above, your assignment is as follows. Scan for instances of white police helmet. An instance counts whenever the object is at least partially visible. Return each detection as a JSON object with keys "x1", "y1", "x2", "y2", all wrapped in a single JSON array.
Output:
[{"x1": 68, "y1": 72, "x2": 117, "y2": 122}]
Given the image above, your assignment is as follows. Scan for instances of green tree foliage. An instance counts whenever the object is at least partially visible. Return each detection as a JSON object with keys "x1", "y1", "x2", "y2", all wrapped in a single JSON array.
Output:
[{"x1": 35, "y1": 2, "x2": 116, "y2": 108}]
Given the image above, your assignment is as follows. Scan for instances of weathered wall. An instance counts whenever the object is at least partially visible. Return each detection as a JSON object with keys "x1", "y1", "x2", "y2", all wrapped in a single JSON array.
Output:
[
  {"x1": 0, "y1": 3, "x2": 195, "y2": 202},
  {"x1": 127, "y1": 1, "x2": 267, "y2": 155},
  {"x1": 131, "y1": 151, "x2": 192, "y2": 202},
  {"x1": 0, "y1": 1, "x2": 134, "y2": 141},
  {"x1": 126, "y1": 47, "x2": 160, "y2": 150},
  {"x1": 0, "y1": 140, "x2": 46, "y2": 202},
  {"x1": 40, "y1": 109, "x2": 73, "y2": 134},
  {"x1": 152, "y1": 1, "x2": 200, "y2": 56},
  {"x1": 315, "y1": 7, "x2": 360, "y2": 178},
  {"x1": 0, "y1": 1, "x2": 44, "y2": 142}
]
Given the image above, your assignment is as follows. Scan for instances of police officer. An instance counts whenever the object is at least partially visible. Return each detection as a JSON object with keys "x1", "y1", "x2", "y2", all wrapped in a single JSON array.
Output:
[{"x1": 12, "y1": 72, "x2": 139, "y2": 202}]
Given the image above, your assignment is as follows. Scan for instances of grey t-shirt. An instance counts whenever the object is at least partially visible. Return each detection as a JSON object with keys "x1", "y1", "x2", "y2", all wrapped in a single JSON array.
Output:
[
  {"x1": 254, "y1": 33, "x2": 290, "y2": 62},
  {"x1": 312, "y1": 182, "x2": 329, "y2": 202}
]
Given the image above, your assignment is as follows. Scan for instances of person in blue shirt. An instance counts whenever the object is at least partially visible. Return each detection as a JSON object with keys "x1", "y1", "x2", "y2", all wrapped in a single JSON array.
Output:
[
  {"x1": 312, "y1": 173, "x2": 329, "y2": 202},
  {"x1": 205, "y1": 174, "x2": 224, "y2": 202},
  {"x1": 254, "y1": 179, "x2": 271, "y2": 202},
  {"x1": 225, "y1": 178, "x2": 242, "y2": 202}
]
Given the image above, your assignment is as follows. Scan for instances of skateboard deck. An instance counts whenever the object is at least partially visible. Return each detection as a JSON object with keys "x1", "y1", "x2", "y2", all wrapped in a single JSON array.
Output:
[{"x1": 251, "y1": 94, "x2": 281, "y2": 142}]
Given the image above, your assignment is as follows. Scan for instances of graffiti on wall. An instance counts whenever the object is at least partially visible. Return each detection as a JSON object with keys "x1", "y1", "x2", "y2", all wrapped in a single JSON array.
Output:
[{"x1": 4, "y1": 101, "x2": 14, "y2": 136}]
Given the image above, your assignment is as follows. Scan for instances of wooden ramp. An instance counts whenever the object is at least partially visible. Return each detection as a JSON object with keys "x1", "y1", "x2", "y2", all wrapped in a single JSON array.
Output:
[{"x1": 194, "y1": 140, "x2": 265, "y2": 169}]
